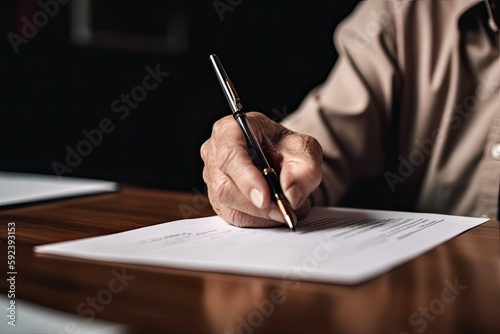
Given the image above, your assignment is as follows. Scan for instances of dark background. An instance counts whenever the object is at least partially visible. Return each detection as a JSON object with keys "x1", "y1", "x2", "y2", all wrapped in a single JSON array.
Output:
[{"x1": 0, "y1": 0, "x2": 360, "y2": 192}]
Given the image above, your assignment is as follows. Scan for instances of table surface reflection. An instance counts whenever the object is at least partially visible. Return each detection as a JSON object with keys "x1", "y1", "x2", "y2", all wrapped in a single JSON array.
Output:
[{"x1": 0, "y1": 186, "x2": 498, "y2": 334}]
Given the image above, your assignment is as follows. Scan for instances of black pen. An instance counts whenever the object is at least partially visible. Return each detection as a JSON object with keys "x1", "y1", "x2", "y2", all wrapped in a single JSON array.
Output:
[{"x1": 209, "y1": 54, "x2": 296, "y2": 231}]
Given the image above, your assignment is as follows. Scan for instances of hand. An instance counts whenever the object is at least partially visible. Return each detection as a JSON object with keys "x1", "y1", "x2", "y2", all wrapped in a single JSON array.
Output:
[{"x1": 200, "y1": 112, "x2": 323, "y2": 228}]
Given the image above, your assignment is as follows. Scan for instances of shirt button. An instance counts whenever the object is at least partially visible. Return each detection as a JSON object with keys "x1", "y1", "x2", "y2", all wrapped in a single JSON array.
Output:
[{"x1": 491, "y1": 143, "x2": 500, "y2": 160}]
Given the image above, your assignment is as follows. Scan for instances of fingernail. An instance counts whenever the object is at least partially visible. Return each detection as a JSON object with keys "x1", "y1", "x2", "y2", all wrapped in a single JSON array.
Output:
[
  {"x1": 284, "y1": 185, "x2": 303, "y2": 209},
  {"x1": 250, "y1": 188, "x2": 264, "y2": 208},
  {"x1": 268, "y1": 208, "x2": 285, "y2": 223}
]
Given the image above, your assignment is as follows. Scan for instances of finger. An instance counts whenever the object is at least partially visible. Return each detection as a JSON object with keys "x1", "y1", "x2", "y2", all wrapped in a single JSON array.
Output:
[
  {"x1": 206, "y1": 168, "x2": 288, "y2": 227},
  {"x1": 242, "y1": 113, "x2": 322, "y2": 210},
  {"x1": 200, "y1": 124, "x2": 284, "y2": 226},
  {"x1": 212, "y1": 116, "x2": 273, "y2": 210},
  {"x1": 202, "y1": 114, "x2": 313, "y2": 227},
  {"x1": 294, "y1": 197, "x2": 312, "y2": 221},
  {"x1": 219, "y1": 208, "x2": 285, "y2": 229},
  {"x1": 276, "y1": 133, "x2": 323, "y2": 209}
]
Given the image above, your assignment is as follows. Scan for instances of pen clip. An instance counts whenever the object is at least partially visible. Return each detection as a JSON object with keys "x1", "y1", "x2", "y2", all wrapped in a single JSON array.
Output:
[
  {"x1": 225, "y1": 78, "x2": 243, "y2": 112},
  {"x1": 210, "y1": 54, "x2": 243, "y2": 113}
]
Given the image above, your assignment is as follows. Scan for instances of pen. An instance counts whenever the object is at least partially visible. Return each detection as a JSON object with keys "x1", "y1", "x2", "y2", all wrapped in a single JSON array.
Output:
[{"x1": 209, "y1": 54, "x2": 296, "y2": 231}]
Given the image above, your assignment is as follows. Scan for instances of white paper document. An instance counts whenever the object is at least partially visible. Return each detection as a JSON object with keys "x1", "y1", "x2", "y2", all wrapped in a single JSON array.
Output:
[
  {"x1": 34, "y1": 207, "x2": 488, "y2": 284},
  {"x1": 0, "y1": 171, "x2": 118, "y2": 207}
]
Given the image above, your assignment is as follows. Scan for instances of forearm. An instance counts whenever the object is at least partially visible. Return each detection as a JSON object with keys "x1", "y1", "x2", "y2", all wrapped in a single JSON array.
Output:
[{"x1": 281, "y1": 1, "x2": 401, "y2": 207}]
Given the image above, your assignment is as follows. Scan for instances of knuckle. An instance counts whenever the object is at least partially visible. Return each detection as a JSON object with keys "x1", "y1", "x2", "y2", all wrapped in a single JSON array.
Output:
[
  {"x1": 226, "y1": 210, "x2": 257, "y2": 228},
  {"x1": 200, "y1": 139, "x2": 210, "y2": 161},
  {"x1": 226, "y1": 209, "x2": 244, "y2": 227},
  {"x1": 284, "y1": 133, "x2": 322, "y2": 164},
  {"x1": 202, "y1": 166, "x2": 210, "y2": 184},
  {"x1": 206, "y1": 182, "x2": 231, "y2": 222},
  {"x1": 208, "y1": 195, "x2": 223, "y2": 216},
  {"x1": 302, "y1": 134, "x2": 323, "y2": 163},
  {"x1": 211, "y1": 119, "x2": 223, "y2": 134},
  {"x1": 213, "y1": 202, "x2": 245, "y2": 227},
  {"x1": 212, "y1": 116, "x2": 233, "y2": 136}
]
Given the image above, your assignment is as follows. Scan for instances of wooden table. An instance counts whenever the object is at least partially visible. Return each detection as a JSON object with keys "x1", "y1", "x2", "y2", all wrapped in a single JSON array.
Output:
[{"x1": 0, "y1": 186, "x2": 498, "y2": 334}]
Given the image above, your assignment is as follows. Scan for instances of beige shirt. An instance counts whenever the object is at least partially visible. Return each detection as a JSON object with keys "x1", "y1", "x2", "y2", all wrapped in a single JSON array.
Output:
[{"x1": 282, "y1": 0, "x2": 500, "y2": 219}]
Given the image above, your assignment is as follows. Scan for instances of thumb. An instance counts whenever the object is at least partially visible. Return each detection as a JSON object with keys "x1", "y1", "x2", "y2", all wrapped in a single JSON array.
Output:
[{"x1": 277, "y1": 133, "x2": 323, "y2": 209}]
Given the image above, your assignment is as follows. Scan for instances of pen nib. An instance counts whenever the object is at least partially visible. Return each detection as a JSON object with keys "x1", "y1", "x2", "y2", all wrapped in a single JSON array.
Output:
[
  {"x1": 276, "y1": 197, "x2": 296, "y2": 231},
  {"x1": 284, "y1": 215, "x2": 295, "y2": 231}
]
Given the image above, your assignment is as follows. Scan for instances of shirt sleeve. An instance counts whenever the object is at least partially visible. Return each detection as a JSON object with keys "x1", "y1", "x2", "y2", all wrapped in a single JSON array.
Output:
[{"x1": 281, "y1": 0, "x2": 403, "y2": 206}]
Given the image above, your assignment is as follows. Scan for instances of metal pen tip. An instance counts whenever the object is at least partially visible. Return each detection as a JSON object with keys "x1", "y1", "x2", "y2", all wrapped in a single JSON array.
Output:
[
  {"x1": 276, "y1": 198, "x2": 296, "y2": 231},
  {"x1": 285, "y1": 215, "x2": 296, "y2": 231}
]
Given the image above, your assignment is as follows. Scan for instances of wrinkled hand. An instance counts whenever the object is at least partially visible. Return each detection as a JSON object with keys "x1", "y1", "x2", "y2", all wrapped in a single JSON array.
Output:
[{"x1": 200, "y1": 112, "x2": 323, "y2": 228}]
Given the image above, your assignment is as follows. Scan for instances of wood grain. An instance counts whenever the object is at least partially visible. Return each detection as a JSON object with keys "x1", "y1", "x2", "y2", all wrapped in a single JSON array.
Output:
[{"x1": 0, "y1": 186, "x2": 498, "y2": 334}]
